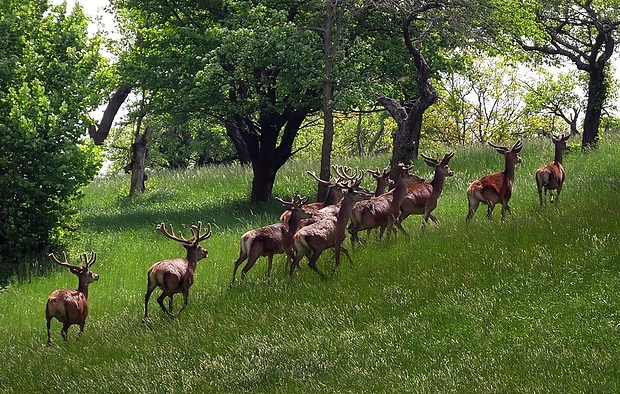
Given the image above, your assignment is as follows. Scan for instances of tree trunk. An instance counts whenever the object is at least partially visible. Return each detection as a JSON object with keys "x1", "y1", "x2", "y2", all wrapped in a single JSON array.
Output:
[
  {"x1": 224, "y1": 116, "x2": 251, "y2": 165},
  {"x1": 582, "y1": 65, "x2": 605, "y2": 150},
  {"x1": 129, "y1": 125, "x2": 152, "y2": 196},
  {"x1": 243, "y1": 110, "x2": 309, "y2": 202},
  {"x1": 318, "y1": 0, "x2": 336, "y2": 202},
  {"x1": 379, "y1": 11, "x2": 438, "y2": 180}
]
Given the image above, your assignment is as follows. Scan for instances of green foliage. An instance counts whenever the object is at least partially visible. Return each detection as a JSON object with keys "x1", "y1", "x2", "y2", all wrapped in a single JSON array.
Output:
[
  {"x1": 0, "y1": 1, "x2": 109, "y2": 281},
  {"x1": 1, "y1": 138, "x2": 619, "y2": 392}
]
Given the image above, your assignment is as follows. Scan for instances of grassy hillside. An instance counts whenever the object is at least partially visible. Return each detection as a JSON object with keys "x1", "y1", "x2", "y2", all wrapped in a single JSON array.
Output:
[{"x1": 1, "y1": 137, "x2": 619, "y2": 393}]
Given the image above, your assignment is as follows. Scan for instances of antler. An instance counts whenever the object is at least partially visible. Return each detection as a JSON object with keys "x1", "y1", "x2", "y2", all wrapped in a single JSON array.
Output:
[
  {"x1": 80, "y1": 252, "x2": 97, "y2": 269},
  {"x1": 335, "y1": 165, "x2": 364, "y2": 187},
  {"x1": 441, "y1": 151, "x2": 455, "y2": 164},
  {"x1": 275, "y1": 195, "x2": 308, "y2": 209},
  {"x1": 511, "y1": 139, "x2": 523, "y2": 153},
  {"x1": 306, "y1": 171, "x2": 334, "y2": 186},
  {"x1": 189, "y1": 221, "x2": 212, "y2": 245},
  {"x1": 49, "y1": 252, "x2": 81, "y2": 270},
  {"x1": 487, "y1": 141, "x2": 508, "y2": 153},
  {"x1": 156, "y1": 222, "x2": 193, "y2": 244},
  {"x1": 421, "y1": 153, "x2": 439, "y2": 166}
]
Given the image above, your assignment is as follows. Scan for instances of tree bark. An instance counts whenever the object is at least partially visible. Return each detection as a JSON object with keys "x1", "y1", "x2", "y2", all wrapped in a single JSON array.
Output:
[
  {"x1": 224, "y1": 116, "x2": 251, "y2": 165},
  {"x1": 129, "y1": 125, "x2": 152, "y2": 196},
  {"x1": 379, "y1": 9, "x2": 438, "y2": 180},
  {"x1": 318, "y1": 0, "x2": 336, "y2": 202},
  {"x1": 242, "y1": 109, "x2": 310, "y2": 202},
  {"x1": 88, "y1": 86, "x2": 132, "y2": 145},
  {"x1": 582, "y1": 65, "x2": 605, "y2": 149}
]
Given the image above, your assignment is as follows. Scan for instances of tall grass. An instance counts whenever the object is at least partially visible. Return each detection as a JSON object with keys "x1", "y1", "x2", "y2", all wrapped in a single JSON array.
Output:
[{"x1": 1, "y1": 137, "x2": 619, "y2": 393}]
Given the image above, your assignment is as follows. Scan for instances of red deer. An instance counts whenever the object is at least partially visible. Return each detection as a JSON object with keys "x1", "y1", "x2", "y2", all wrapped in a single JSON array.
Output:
[
  {"x1": 397, "y1": 152, "x2": 455, "y2": 230},
  {"x1": 45, "y1": 252, "x2": 99, "y2": 346},
  {"x1": 143, "y1": 221, "x2": 211, "y2": 322},
  {"x1": 368, "y1": 166, "x2": 394, "y2": 196},
  {"x1": 231, "y1": 195, "x2": 311, "y2": 285},
  {"x1": 536, "y1": 134, "x2": 570, "y2": 207},
  {"x1": 290, "y1": 168, "x2": 371, "y2": 277},
  {"x1": 466, "y1": 140, "x2": 523, "y2": 223},
  {"x1": 280, "y1": 169, "x2": 342, "y2": 223},
  {"x1": 347, "y1": 163, "x2": 424, "y2": 243}
]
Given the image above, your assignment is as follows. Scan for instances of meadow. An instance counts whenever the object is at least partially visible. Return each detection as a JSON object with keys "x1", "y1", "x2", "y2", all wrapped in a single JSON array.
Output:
[{"x1": 0, "y1": 137, "x2": 619, "y2": 393}]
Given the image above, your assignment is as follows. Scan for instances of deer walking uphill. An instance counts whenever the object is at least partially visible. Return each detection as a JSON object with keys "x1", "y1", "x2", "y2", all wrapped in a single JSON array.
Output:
[
  {"x1": 290, "y1": 167, "x2": 372, "y2": 277},
  {"x1": 232, "y1": 195, "x2": 311, "y2": 285},
  {"x1": 536, "y1": 134, "x2": 570, "y2": 207},
  {"x1": 45, "y1": 252, "x2": 99, "y2": 346},
  {"x1": 397, "y1": 152, "x2": 455, "y2": 230},
  {"x1": 348, "y1": 163, "x2": 424, "y2": 243},
  {"x1": 466, "y1": 140, "x2": 523, "y2": 223},
  {"x1": 143, "y1": 221, "x2": 211, "y2": 322}
]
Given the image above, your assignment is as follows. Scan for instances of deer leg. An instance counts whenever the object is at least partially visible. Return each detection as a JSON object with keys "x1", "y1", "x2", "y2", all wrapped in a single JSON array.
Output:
[
  {"x1": 348, "y1": 226, "x2": 361, "y2": 244},
  {"x1": 178, "y1": 290, "x2": 189, "y2": 314},
  {"x1": 143, "y1": 285, "x2": 157, "y2": 321},
  {"x1": 231, "y1": 252, "x2": 248, "y2": 286},
  {"x1": 156, "y1": 292, "x2": 173, "y2": 316},
  {"x1": 307, "y1": 251, "x2": 326, "y2": 278},
  {"x1": 168, "y1": 294, "x2": 174, "y2": 313},
  {"x1": 466, "y1": 197, "x2": 480, "y2": 223},
  {"x1": 265, "y1": 255, "x2": 274, "y2": 279},
  {"x1": 46, "y1": 317, "x2": 52, "y2": 346},
  {"x1": 61, "y1": 322, "x2": 70, "y2": 342},
  {"x1": 290, "y1": 249, "x2": 305, "y2": 276},
  {"x1": 241, "y1": 253, "x2": 260, "y2": 282},
  {"x1": 485, "y1": 201, "x2": 495, "y2": 220},
  {"x1": 79, "y1": 323, "x2": 85, "y2": 337},
  {"x1": 555, "y1": 183, "x2": 563, "y2": 202}
]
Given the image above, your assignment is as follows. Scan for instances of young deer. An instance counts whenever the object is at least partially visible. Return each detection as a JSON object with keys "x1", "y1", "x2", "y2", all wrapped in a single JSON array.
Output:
[
  {"x1": 143, "y1": 221, "x2": 211, "y2": 322},
  {"x1": 280, "y1": 169, "x2": 342, "y2": 223},
  {"x1": 231, "y1": 195, "x2": 311, "y2": 285},
  {"x1": 536, "y1": 134, "x2": 570, "y2": 207},
  {"x1": 290, "y1": 168, "x2": 371, "y2": 277},
  {"x1": 466, "y1": 140, "x2": 523, "y2": 223},
  {"x1": 347, "y1": 163, "x2": 424, "y2": 243},
  {"x1": 397, "y1": 152, "x2": 455, "y2": 230},
  {"x1": 45, "y1": 252, "x2": 99, "y2": 346}
]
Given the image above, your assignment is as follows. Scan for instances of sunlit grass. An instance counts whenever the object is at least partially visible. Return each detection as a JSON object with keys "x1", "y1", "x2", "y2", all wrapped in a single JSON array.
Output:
[{"x1": 0, "y1": 137, "x2": 619, "y2": 393}]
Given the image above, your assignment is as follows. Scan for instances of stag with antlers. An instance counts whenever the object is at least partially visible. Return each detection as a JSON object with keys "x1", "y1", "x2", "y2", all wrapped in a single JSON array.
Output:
[
  {"x1": 143, "y1": 221, "x2": 212, "y2": 321},
  {"x1": 397, "y1": 152, "x2": 455, "y2": 230},
  {"x1": 466, "y1": 140, "x2": 523, "y2": 223},
  {"x1": 231, "y1": 195, "x2": 311, "y2": 285},
  {"x1": 347, "y1": 163, "x2": 424, "y2": 243},
  {"x1": 536, "y1": 134, "x2": 570, "y2": 207},
  {"x1": 280, "y1": 168, "x2": 342, "y2": 223},
  {"x1": 290, "y1": 167, "x2": 372, "y2": 277},
  {"x1": 45, "y1": 252, "x2": 99, "y2": 346}
]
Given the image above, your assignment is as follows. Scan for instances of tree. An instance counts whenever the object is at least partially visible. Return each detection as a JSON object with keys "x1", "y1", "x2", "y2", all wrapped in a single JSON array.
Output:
[
  {"x1": 109, "y1": 0, "x2": 324, "y2": 202},
  {"x1": 523, "y1": 69, "x2": 585, "y2": 136},
  {"x1": 492, "y1": 0, "x2": 620, "y2": 149},
  {"x1": 0, "y1": 1, "x2": 108, "y2": 281}
]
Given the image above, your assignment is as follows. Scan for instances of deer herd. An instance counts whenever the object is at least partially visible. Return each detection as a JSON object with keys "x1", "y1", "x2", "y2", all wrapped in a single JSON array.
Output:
[{"x1": 45, "y1": 135, "x2": 571, "y2": 344}]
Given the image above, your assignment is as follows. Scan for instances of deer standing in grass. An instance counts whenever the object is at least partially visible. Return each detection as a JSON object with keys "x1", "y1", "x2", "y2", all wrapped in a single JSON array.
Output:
[
  {"x1": 536, "y1": 134, "x2": 570, "y2": 207},
  {"x1": 397, "y1": 152, "x2": 455, "y2": 230},
  {"x1": 280, "y1": 169, "x2": 341, "y2": 223},
  {"x1": 231, "y1": 195, "x2": 311, "y2": 285},
  {"x1": 466, "y1": 140, "x2": 523, "y2": 223},
  {"x1": 290, "y1": 168, "x2": 371, "y2": 277},
  {"x1": 368, "y1": 166, "x2": 394, "y2": 197},
  {"x1": 45, "y1": 252, "x2": 99, "y2": 346},
  {"x1": 347, "y1": 163, "x2": 424, "y2": 243},
  {"x1": 143, "y1": 221, "x2": 211, "y2": 322}
]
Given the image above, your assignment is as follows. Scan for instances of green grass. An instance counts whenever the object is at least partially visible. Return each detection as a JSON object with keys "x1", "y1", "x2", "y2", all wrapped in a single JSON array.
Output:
[{"x1": 1, "y1": 137, "x2": 619, "y2": 393}]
